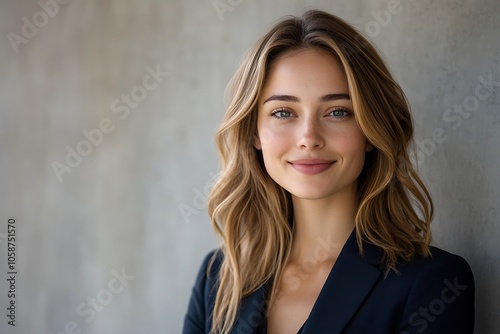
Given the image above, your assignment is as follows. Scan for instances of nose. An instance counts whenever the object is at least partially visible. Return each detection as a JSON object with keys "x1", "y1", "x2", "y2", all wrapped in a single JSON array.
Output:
[{"x1": 296, "y1": 116, "x2": 325, "y2": 149}]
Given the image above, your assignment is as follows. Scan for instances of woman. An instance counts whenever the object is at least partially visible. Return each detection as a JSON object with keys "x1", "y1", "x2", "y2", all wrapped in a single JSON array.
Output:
[{"x1": 183, "y1": 9, "x2": 475, "y2": 334}]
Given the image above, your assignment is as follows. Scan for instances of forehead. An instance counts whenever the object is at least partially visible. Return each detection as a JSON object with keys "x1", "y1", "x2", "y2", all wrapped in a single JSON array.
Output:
[{"x1": 259, "y1": 48, "x2": 349, "y2": 101}]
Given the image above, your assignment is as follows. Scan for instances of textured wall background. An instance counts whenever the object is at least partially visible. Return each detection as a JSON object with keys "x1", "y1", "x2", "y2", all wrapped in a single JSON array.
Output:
[{"x1": 0, "y1": 0, "x2": 498, "y2": 333}]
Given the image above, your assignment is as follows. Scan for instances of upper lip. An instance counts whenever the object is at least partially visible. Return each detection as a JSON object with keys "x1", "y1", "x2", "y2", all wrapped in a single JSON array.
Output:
[{"x1": 288, "y1": 158, "x2": 336, "y2": 165}]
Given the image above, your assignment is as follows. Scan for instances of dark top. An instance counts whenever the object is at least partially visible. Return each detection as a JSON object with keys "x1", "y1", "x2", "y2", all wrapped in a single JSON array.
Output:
[
  {"x1": 182, "y1": 229, "x2": 475, "y2": 333},
  {"x1": 256, "y1": 317, "x2": 305, "y2": 334}
]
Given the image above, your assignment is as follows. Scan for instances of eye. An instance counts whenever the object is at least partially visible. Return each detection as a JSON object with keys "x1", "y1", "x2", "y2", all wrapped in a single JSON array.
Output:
[
  {"x1": 328, "y1": 108, "x2": 351, "y2": 118},
  {"x1": 270, "y1": 109, "x2": 294, "y2": 119}
]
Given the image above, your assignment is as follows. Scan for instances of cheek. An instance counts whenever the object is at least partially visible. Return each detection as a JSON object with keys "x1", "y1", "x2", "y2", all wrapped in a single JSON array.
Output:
[
  {"x1": 347, "y1": 132, "x2": 368, "y2": 171},
  {"x1": 333, "y1": 127, "x2": 367, "y2": 163},
  {"x1": 347, "y1": 133, "x2": 367, "y2": 154},
  {"x1": 258, "y1": 126, "x2": 290, "y2": 150}
]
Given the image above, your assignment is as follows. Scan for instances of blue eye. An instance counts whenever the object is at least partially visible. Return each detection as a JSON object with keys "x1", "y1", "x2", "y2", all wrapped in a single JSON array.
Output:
[
  {"x1": 328, "y1": 109, "x2": 351, "y2": 118},
  {"x1": 271, "y1": 109, "x2": 293, "y2": 118}
]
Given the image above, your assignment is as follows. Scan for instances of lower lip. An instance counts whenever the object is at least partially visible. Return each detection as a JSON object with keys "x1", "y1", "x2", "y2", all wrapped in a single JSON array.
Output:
[{"x1": 289, "y1": 162, "x2": 335, "y2": 175}]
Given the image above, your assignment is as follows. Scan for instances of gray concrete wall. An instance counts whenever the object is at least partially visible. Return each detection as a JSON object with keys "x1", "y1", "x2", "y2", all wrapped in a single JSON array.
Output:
[{"x1": 0, "y1": 0, "x2": 498, "y2": 333}]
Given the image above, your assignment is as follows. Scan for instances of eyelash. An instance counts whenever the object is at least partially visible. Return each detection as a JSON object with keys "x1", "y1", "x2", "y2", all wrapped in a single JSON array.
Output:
[
  {"x1": 269, "y1": 108, "x2": 352, "y2": 119},
  {"x1": 270, "y1": 109, "x2": 294, "y2": 119},
  {"x1": 328, "y1": 109, "x2": 352, "y2": 118}
]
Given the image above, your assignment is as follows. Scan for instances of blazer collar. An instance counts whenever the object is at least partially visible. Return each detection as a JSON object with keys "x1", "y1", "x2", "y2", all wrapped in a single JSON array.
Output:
[
  {"x1": 230, "y1": 228, "x2": 383, "y2": 334},
  {"x1": 301, "y1": 228, "x2": 383, "y2": 333}
]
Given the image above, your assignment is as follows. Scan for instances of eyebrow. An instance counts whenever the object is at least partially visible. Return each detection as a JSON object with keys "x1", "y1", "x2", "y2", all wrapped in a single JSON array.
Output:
[{"x1": 263, "y1": 93, "x2": 350, "y2": 104}]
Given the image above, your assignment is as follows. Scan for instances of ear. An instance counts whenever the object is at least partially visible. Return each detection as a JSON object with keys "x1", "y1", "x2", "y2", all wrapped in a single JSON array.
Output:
[
  {"x1": 253, "y1": 133, "x2": 262, "y2": 150},
  {"x1": 365, "y1": 141, "x2": 374, "y2": 152}
]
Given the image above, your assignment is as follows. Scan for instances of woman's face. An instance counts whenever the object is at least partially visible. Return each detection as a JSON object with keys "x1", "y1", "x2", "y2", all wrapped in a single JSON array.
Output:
[{"x1": 255, "y1": 48, "x2": 372, "y2": 200}]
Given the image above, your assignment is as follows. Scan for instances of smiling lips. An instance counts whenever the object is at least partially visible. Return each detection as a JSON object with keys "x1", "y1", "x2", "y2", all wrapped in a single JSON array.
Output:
[{"x1": 288, "y1": 158, "x2": 336, "y2": 175}]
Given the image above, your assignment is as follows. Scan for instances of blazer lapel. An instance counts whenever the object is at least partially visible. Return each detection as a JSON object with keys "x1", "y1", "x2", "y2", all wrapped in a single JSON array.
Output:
[
  {"x1": 301, "y1": 229, "x2": 383, "y2": 334},
  {"x1": 229, "y1": 280, "x2": 270, "y2": 334}
]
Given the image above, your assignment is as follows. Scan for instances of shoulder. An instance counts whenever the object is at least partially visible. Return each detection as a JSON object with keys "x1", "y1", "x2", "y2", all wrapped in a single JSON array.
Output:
[
  {"x1": 392, "y1": 246, "x2": 475, "y2": 306},
  {"x1": 396, "y1": 246, "x2": 474, "y2": 284},
  {"x1": 393, "y1": 246, "x2": 475, "y2": 333},
  {"x1": 191, "y1": 248, "x2": 224, "y2": 301},
  {"x1": 183, "y1": 248, "x2": 223, "y2": 334},
  {"x1": 195, "y1": 248, "x2": 223, "y2": 283}
]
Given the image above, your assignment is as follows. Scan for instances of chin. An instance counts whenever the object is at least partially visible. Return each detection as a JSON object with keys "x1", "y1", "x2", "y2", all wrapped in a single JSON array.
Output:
[
  {"x1": 284, "y1": 181, "x2": 357, "y2": 201},
  {"x1": 287, "y1": 187, "x2": 337, "y2": 201}
]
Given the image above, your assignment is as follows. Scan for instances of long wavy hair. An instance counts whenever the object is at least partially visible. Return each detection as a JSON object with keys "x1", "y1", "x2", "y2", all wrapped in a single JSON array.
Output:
[{"x1": 207, "y1": 9, "x2": 433, "y2": 334}]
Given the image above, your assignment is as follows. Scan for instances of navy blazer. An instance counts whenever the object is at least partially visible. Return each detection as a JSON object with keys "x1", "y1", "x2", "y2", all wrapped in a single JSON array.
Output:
[{"x1": 183, "y1": 230, "x2": 475, "y2": 333}]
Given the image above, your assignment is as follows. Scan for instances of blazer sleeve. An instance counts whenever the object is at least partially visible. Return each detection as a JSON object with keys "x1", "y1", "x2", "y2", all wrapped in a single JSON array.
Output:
[
  {"x1": 182, "y1": 250, "x2": 218, "y2": 334},
  {"x1": 397, "y1": 252, "x2": 475, "y2": 334}
]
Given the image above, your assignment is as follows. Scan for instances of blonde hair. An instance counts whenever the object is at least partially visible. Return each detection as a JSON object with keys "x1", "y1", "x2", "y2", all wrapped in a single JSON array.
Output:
[{"x1": 207, "y1": 9, "x2": 433, "y2": 334}]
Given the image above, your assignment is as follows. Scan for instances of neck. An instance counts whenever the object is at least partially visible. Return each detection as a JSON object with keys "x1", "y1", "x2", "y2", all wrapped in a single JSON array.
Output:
[{"x1": 289, "y1": 184, "x2": 357, "y2": 264}]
